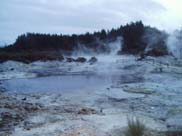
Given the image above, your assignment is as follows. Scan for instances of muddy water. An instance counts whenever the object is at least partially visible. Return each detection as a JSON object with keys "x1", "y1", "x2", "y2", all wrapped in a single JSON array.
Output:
[
  {"x1": 2, "y1": 74, "x2": 111, "y2": 93},
  {"x1": 0, "y1": 55, "x2": 138, "y2": 94}
]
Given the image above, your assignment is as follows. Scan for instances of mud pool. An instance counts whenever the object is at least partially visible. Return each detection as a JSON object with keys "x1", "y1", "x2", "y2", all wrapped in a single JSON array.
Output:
[
  {"x1": 2, "y1": 75, "x2": 110, "y2": 93},
  {"x1": 0, "y1": 55, "x2": 182, "y2": 136}
]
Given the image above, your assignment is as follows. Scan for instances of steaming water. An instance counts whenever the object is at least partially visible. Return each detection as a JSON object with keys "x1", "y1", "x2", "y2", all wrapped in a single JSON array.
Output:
[
  {"x1": 0, "y1": 53, "x2": 135, "y2": 93},
  {"x1": 2, "y1": 75, "x2": 110, "y2": 93},
  {"x1": 0, "y1": 38, "x2": 136, "y2": 94},
  {"x1": 0, "y1": 54, "x2": 137, "y2": 94}
]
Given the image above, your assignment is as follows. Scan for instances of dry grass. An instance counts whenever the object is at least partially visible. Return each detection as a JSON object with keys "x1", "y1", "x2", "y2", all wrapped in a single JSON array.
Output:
[
  {"x1": 123, "y1": 118, "x2": 182, "y2": 136},
  {"x1": 124, "y1": 118, "x2": 146, "y2": 136}
]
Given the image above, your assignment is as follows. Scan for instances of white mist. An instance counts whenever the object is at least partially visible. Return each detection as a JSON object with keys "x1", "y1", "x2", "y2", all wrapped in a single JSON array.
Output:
[{"x1": 167, "y1": 30, "x2": 182, "y2": 59}]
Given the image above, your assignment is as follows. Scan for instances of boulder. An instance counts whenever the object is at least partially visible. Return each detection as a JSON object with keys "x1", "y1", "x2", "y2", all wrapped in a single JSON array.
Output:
[
  {"x1": 66, "y1": 57, "x2": 75, "y2": 63},
  {"x1": 75, "y1": 57, "x2": 87, "y2": 63},
  {"x1": 88, "y1": 57, "x2": 98, "y2": 64}
]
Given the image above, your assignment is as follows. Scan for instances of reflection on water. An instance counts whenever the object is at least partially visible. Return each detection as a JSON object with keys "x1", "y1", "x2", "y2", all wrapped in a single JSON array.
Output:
[
  {"x1": 2, "y1": 75, "x2": 110, "y2": 93},
  {"x1": 0, "y1": 55, "x2": 142, "y2": 94}
]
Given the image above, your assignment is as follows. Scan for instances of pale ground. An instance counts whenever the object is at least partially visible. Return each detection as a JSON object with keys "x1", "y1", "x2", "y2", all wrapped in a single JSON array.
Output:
[{"x1": 0, "y1": 55, "x2": 182, "y2": 136}]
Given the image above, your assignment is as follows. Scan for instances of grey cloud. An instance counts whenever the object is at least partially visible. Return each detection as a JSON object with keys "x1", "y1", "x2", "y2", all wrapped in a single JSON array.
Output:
[{"x1": 0, "y1": 0, "x2": 167, "y2": 46}]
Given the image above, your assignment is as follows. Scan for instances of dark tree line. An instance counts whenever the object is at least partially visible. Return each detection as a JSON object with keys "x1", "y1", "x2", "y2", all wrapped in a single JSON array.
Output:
[{"x1": 0, "y1": 21, "x2": 169, "y2": 56}]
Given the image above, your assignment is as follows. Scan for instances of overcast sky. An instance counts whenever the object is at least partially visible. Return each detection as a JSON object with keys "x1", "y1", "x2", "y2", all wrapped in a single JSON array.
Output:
[{"x1": 0, "y1": 0, "x2": 182, "y2": 46}]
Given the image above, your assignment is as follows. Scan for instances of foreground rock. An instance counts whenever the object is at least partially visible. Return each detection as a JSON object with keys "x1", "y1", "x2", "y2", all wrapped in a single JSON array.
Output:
[{"x1": 0, "y1": 92, "x2": 43, "y2": 135}]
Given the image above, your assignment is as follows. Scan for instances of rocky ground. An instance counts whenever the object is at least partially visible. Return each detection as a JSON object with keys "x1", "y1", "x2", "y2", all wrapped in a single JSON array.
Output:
[{"x1": 0, "y1": 55, "x2": 182, "y2": 136}]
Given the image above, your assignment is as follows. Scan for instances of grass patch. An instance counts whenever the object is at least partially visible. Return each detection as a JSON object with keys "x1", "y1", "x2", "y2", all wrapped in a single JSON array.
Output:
[
  {"x1": 124, "y1": 118, "x2": 146, "y2": 136},
  {"x1": 123, "y1": 118, "x2": 182, "y2": 136}
]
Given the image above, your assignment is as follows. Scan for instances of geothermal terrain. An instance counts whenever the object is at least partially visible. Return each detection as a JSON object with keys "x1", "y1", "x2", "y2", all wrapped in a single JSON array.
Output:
[{"x1": 0, "y1": 52, "x2": 182, "y2": 136}]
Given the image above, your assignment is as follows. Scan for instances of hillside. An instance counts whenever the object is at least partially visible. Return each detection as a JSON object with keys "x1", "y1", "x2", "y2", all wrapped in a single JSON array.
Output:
[{"x1": 0, "y1": 21, "x2": 169, "y2": 63}]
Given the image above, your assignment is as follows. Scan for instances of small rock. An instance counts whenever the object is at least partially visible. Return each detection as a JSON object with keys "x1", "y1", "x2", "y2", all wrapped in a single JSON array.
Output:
[
  {"x1": 78, "y1": 108, "x2": 97, "y2": 115},
  {"x1": 1, "y1": 112, "x2": 12, "y2": 119},
  {"x1": 106, "y1": 88, "x2": 110, "y2": 90},
  {"x1": 10, "y1": 68, "x2": 14, "y2": 71},
  {"x1": 166, "y1": 115, "x2": 182, "y2": 131},
  {"x1": 22, "y1": 97, "x2": 27, "y2": 101}
]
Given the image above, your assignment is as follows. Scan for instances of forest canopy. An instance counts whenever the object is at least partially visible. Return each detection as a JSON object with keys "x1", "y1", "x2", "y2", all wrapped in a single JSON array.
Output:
[{"x1": 0, "y1": 21, "x2": 169, "y2": 56}]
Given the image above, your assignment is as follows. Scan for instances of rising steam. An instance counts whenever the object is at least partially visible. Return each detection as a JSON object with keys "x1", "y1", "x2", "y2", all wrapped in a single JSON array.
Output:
[
  {"x1": 108, "y1": 37, "x2": 123, "y2": 55},
  {"x1": 167, "y1": 30, "x2": 182, "y2": 59},
  {"x1": 73, "y1": 37, "x2": 123, "y2": 56}
]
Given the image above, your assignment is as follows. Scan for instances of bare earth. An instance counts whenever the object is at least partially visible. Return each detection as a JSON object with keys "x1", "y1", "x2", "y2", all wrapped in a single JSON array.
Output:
[{"x1": 0, "y1": 55, "x2": 182, "y2": 136}]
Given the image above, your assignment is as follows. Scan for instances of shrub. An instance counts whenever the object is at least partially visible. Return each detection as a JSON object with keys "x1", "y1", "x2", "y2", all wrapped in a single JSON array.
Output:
[{"x1": 124, "y1": 118, "x2": 146, "y2": 136}]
